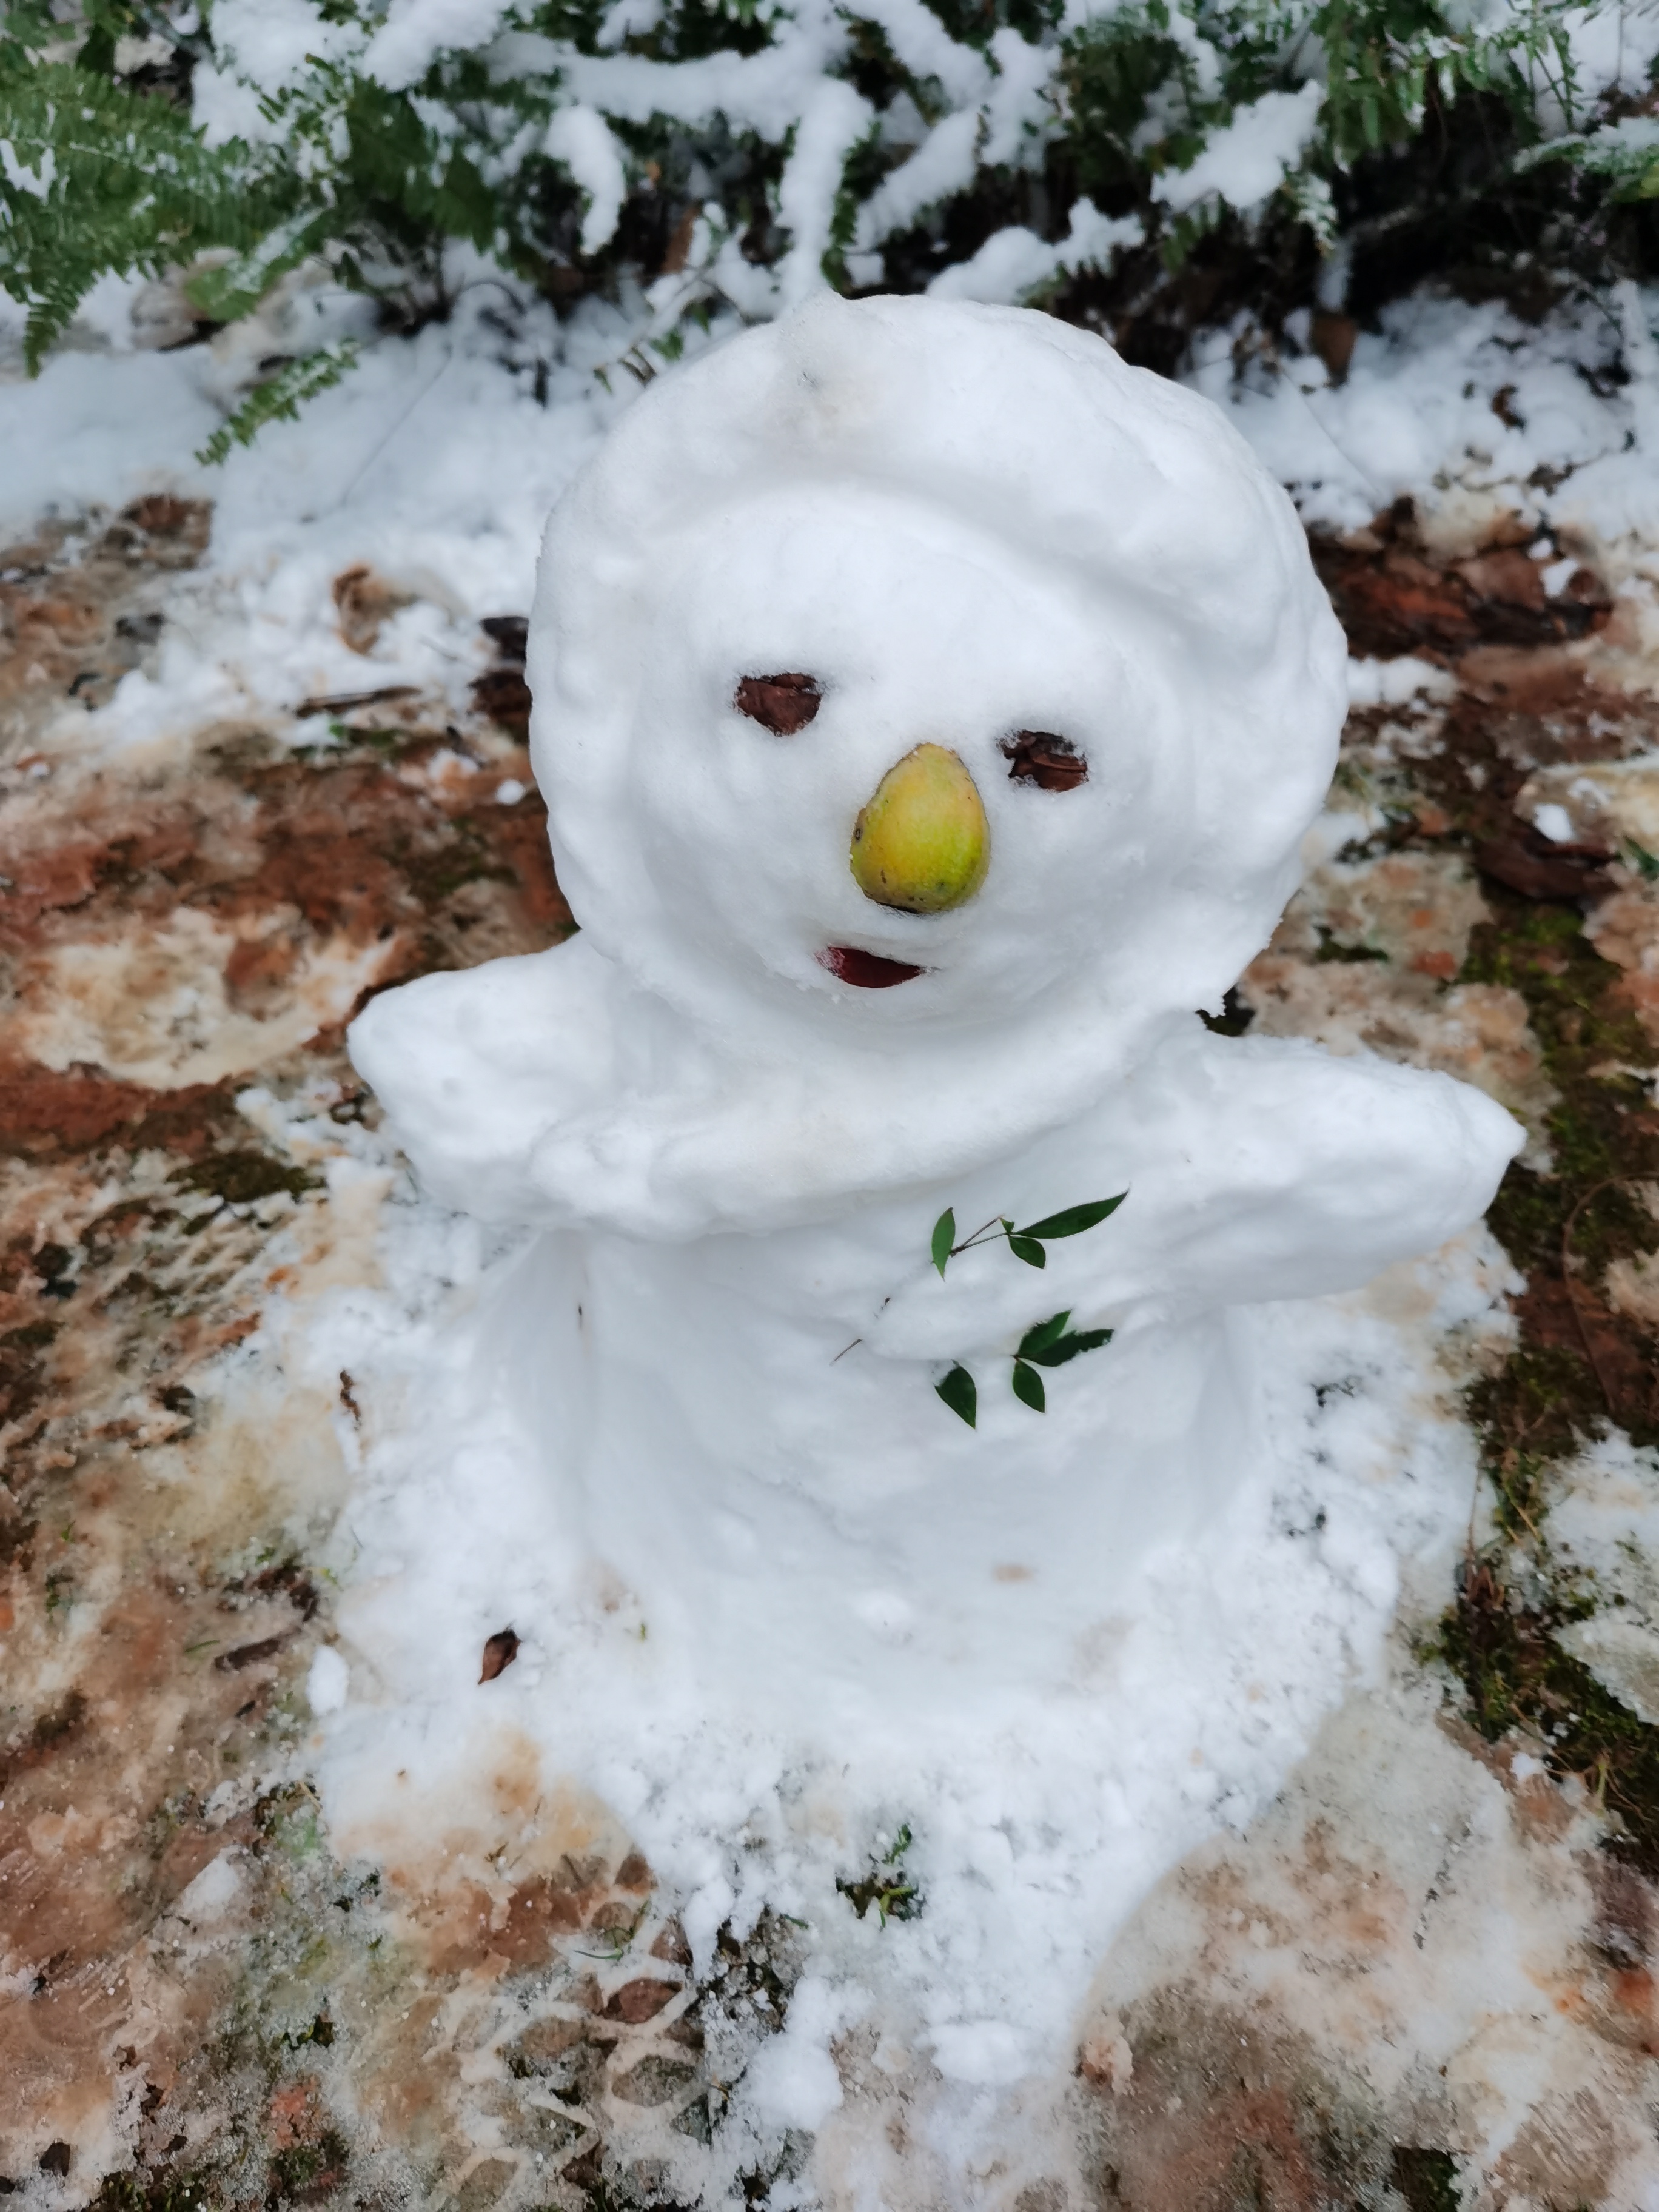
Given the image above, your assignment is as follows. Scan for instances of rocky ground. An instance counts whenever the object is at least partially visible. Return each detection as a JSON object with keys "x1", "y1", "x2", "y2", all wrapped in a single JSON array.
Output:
[{"x1": 2, "y1": 481, "x2": 1658, "y2": 2211}]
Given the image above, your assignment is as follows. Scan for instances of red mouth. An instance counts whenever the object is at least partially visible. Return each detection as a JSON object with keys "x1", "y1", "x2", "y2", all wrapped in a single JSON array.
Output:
[{"x1": 820, "y1": 945, "x2": 925, "y2": 989}]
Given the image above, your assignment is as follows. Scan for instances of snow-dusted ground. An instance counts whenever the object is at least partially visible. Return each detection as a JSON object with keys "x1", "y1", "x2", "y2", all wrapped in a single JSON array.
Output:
[
  {"x1": 10, "y1": 267, "x2": 1659, "y2": 638},
  {"x1": 10, "y1": 268, "x2": 1659, "y2": 717},
  {"x1": 5, "y1": 275, "x2": 1659, "y2": 2207}
]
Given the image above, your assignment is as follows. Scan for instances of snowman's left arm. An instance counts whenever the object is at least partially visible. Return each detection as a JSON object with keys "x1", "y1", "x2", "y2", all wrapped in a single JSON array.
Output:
[
  {"x1": 1124, "y1": 1029, "x2": 1525, "y2": 1308},
  {"x1": 870, "y1": 1030, "x2": 1523, "y2": 1357}
]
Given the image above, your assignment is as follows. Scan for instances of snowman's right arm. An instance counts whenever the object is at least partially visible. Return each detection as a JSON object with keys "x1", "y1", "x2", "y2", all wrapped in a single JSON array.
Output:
[{"x1": 348, "y1": 937, "x2": 621, "y2": 1222}]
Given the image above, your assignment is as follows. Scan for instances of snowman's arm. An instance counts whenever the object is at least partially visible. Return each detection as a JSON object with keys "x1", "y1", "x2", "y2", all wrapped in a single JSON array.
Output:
[
  {"x1": 1127, "y1": 1031, "x2": 1524, "y2": 1308},
  {"x1": 871, "y1": 1032, "x2": 1523, "y2": 1356},
  {"x1": 347, "y1": 936, "x2": 620, "y2": 1222}
]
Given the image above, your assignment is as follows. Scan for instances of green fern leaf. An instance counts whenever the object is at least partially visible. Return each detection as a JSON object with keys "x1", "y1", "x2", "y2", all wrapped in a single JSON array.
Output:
[{"x1": 195, "y1": 343, "x2": 362, "y2": 468}]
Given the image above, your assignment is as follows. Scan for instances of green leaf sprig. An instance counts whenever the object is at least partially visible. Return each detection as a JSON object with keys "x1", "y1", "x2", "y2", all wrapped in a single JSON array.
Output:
[
  {"x1": 928, "y1": 1192, "x2": 1126, "y2": 1426},
  {"x1": 836, "y1": 1821, "x2": 922, "y2": 1928},
  {"x1": 930, "y1": 1193, "x2": 1125, "y2": 1277},
  {"x1": 1009, "y1": 1309, "x2": 1114, "y2": 1412}
]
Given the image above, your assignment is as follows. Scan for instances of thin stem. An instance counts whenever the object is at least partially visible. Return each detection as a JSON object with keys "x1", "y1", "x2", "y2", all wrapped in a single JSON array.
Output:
[{"x1": 950, "y1": 1216, "x2": 1009, "y2": 1258}]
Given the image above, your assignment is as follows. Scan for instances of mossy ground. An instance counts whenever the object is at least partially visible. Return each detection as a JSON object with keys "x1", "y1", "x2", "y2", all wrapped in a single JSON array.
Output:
[{"x1": 1313, "y1": 506, "x2": 1659, "y2": 1897}]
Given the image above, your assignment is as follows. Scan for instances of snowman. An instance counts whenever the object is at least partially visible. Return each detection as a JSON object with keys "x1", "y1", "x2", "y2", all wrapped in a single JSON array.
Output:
[{"x1": 349, "y1": 292, "x2": 1520, "y2": 1743}]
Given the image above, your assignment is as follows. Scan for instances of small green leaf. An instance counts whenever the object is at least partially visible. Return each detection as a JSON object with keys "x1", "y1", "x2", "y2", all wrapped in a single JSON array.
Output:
[
  {"x1": 1025, "y1": 1327, "x2": 1114, "y2": 1370},
  {"x1": 1007, "y1": 1236, "x2": 1047, "y2": 1268},
  {"x1": 931, "y1": 1209, "x2": 956, "y2": 1276},
  {"x1": 76, "y1": 23, "x2": 116, "y2": 73},
  {"x1": 936, "y1": 1365, "x2": 977, "y2": 1426},
  {"x1": 1019, "y1": 1193, "x2": 1128, "y2": 1241},
  {"x1": 1017, "y1": 1310, "x2": 1072, "y2": 1359},
  {"x1": 1011, "y1": 1360, "x2": 1046, "y2": 1412}
]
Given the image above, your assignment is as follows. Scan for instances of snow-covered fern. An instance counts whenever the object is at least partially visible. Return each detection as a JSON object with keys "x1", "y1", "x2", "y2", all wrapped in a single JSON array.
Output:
[{"x1": 2, "y1": 0, "x2": 1651, "y2": 446}]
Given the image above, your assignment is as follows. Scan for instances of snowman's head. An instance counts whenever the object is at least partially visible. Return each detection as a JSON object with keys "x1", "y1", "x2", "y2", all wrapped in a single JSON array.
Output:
[{"x1": 529, "y1": 294, "x2": 1345, "y2": 1053}]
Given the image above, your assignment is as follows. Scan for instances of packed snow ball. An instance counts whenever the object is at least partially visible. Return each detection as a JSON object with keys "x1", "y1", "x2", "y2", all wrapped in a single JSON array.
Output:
[{"x1": 527, "y1": 292, "x2": 1350, "y2": 1039}]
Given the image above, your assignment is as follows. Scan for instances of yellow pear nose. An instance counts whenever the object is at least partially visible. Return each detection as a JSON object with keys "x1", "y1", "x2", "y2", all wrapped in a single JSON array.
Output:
[{"x1": 849, "y1": 744, "x2": 990, "y2": 914}]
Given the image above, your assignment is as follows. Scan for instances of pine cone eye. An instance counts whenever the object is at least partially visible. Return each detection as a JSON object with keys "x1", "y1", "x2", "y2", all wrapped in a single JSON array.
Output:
[
  {"x1": 1000, "y1": 731, "x2": 1087, "y2": 791},
  {"x1": 734, "y1": 672, "x2": 822, "y2": 734}
]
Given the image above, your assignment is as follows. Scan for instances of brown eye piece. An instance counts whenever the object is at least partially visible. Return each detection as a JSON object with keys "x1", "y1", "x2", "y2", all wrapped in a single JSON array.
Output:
[
  {"x1": 735, "y1": 672, "x2": 822, "y2": 735},
  {"x1": 1001, "y1": 731, "x2": 1088, "y2": 791}
]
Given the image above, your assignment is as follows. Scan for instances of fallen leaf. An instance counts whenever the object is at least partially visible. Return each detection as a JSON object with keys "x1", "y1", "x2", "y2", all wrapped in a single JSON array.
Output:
[
  {"x1": 1456, "y1": 547, "x2": 1547, "y2": 614},
  {"x1": 332, "y1": 565, "x2": 414, "y2": 655},
  {"x1": 605, "y1": 1976, "x2": 677, "y2": 2023},
  {"x1": 1475, "y1": 836, "x2": 1612, "y2": 902},
  {"x1": 480, "y1": 1627, "x2": 520, "y2": 1683},
  {"x1": 659, "y1": 204, "x2": 700, "y2": 277},
  {"x1": 214, "y1": 1634, "x2": 290, "y2": 1672},
  {"x1": 1311, "y1": 310, "x2": 1357, "y2": 383},
  {"x1": 293, "y1": 684, "x2": 418, "y2": 719},
  {"x1": 471, "y1": 665, "x2": 533, "y2": 733}
]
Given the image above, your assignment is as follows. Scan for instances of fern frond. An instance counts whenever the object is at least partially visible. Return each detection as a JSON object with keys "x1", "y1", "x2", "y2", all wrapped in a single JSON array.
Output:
[
  {"x1": 186, "y1": 211, "x2": 341, "y2": 323},
  {"x1": 195, "y1": 343, "x2": 363, "y2": 467},
  {"x1": 0, "y1": 52, "x2": 305, "y2": 370}
]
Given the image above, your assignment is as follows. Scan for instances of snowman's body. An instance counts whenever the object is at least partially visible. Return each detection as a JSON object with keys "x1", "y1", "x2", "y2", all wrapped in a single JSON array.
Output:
[{"x1": 350, "y1": 293, "x2": 1521, "y2": 1743}]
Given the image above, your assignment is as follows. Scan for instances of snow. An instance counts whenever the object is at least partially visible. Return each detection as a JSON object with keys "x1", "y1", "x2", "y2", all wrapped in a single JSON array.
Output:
[
  {"x1": 475, "y1": 0, "x2": 1052, "y2": 317},
  {"x1": 852, "y1": 0, "x2": 993, "y2": 106},
  {"x1": 338, "y1": 292, "x2": 1520, "y2": 2081},
  {"x1": 545, "y1": 104, "x2": 629, "y2": 256},
  {"x1": 854, "y1": 110, "x2": 983, "y2": 252},
  {"x1": 1546, "y1": 1433, "x2": 1659, "y2": 1692},
  {"x1": 0, "y1": 295, "x2": 652, "y2": 740},
  {"x1": 0, "y1": 350, "x2": 219, "y2": 529},
  {"x1": 742, "y1": 1979, "x2": 856, "y2": 2127},
  {"x1": 306, "y1": 1644, "x2": 350, "y2": 1715},
  {"x1": 364, "y1": 0, "x2": 515, "y2": 90},
  {"x1": 1562, "y1": 0, "x2": 1659, "y2": 99},
  {"x1": 774, "y1": 81, "x2": 878, "y2": 305},
  {"x1": 927, "y1": 201, "x2": 1142, "y2": 305},
  {"x1": 1345, "y1": 655, "x2": 1457, "y2": 708},
  {"x1": 190, "y1": 62, "x2": 274, "y2": 149},
  {"x1": 1153, "y1": 82, "x2": 1324, "y2": 217},
  {"x1": 1195, "y1": 281, "x2": 1659, "y2": 541},
  {"x1": 513, "y1": 33, "x2": 848, "y2": 140},
  {"x1": 981, "y1": 25, "x2": 1058, "y2": 169},
  {"x1": 175, "y1": 1851, "x2": 244, "y2": 1923},
  {"x1": 204, "y1": 0, "x2": 363, "y2": 92},
  {"x1": 1582, "y1": 111, "x2": 1659, "y2": 156},
  {"x1": 0, "y1": 141, "x2": 52, "y2": 199}
]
